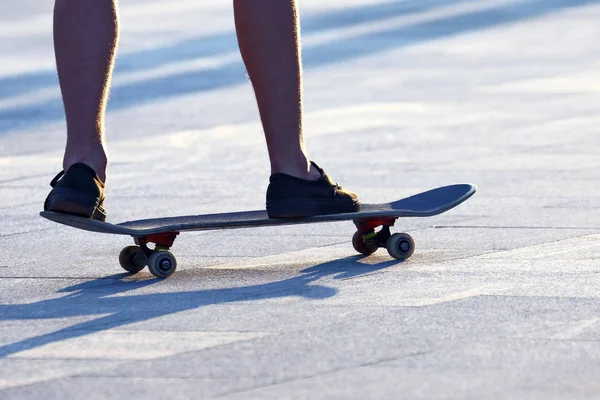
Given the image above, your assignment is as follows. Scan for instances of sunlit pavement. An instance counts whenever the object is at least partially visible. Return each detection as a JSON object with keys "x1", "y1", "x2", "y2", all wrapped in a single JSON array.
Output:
[{"x1": 1, "y1": 1, "x2": 600, "y2": 398}]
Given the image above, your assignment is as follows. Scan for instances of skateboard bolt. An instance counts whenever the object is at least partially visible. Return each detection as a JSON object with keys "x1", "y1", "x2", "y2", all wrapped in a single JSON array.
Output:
[
  {"x1": 400, "y1": 241, "x2": 410, "y2": 252},
  {"x1": 160, "y1": 260, "x2": 171, "y2": 269}
]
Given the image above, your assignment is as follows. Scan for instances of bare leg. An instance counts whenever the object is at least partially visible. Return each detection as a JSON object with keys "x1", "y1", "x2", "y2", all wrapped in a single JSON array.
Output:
[
  {"x1": 233, "y1": 0, "x2": 320, "y2": 180},
  {"x1": 53, "y1": 0, "x2": 119, "y2": 182}
]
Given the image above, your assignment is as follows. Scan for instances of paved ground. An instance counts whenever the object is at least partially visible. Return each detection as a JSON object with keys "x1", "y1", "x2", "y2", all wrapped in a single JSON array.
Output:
[{"x1": 1, "y1": 0, "x2": 600, "y2": 398}]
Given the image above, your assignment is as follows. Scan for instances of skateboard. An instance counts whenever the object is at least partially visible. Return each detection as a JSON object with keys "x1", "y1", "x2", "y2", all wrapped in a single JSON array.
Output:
[{"x1": 40, "y1": 183, "x2": 476, "y2": 278}]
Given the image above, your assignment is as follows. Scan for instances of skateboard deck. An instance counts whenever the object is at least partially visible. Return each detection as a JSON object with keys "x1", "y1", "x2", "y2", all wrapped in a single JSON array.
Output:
[{"x1": 40, "y1": 183, "x2": 476, "y2": 278}]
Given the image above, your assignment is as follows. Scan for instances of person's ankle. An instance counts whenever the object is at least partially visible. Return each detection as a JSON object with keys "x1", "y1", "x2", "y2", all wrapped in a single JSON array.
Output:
[
  {"x1": 271, "y1": 159, "x2": 321, "y2": 181},
  {"x1": 63, "y1": 152, "x2": 108, "y2": 183}
]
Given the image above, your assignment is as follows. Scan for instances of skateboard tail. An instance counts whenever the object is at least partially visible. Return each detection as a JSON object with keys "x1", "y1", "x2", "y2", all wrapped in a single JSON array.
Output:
[{"x1": 40, "y1": 211, "x2": 130, "y2": 235}]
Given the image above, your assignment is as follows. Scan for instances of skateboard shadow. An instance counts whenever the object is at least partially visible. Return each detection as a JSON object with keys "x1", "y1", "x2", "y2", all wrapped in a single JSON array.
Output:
[
  {"x1": 0, "y1": 256, "x2": 402, "y2": 359},
  {"x1": 300, "y1": 255, "x2": 403, "y2": 281}
]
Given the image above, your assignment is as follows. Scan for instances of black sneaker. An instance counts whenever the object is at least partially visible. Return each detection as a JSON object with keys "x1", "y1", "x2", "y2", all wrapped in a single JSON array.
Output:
[
  {"x1": 266, "y1": 161, "x2": 361, "y2": 218},
  {"x1": 44, "y1": 163, "x2": 107, "y2": 222}
]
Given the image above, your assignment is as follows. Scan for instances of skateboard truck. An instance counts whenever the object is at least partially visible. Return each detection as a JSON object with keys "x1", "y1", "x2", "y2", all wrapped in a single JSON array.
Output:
[
  {"x1": 135, "y1": 232, "x2": 180, "y2": 256},
  {"x1": 118, "y1": 232, "x2": 180, "y2": 278},
  {"x1": 353, "y1": 218, "x2": 415, "y2": 260}
]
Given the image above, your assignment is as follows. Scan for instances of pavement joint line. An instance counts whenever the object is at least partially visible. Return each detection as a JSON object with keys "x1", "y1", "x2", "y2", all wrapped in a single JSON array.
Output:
[
  {"x1": 0, "y1": 227, "x2": 54, "y2": 238},
  {"x1": 212, "y1": 350, "x2": 434, "y2": 399},
  {"x1": 48, "y1": 339, "x2": 278, "y2": 383},
  {"x1": 0, "y1": 202, "x2": 40, "y2": 210},
  {"x1": 435, "y1": 225, "x2": 600, "y2": 230},
  {"x1": 6, "y1": 329, "x2": 271, "y2": 361},
  {"x1": 0, "y1": 276, "x2": 133, "y2": 280},
  {"x1": 69, "y1": 375, "x2": 216, "y2": 381},
  {"x1": 0, "y1": 344, "x2": 233, "y2": 390},
  {"x1": 0, "y1": 185, "x2": 41, "y2": 189},
  {"x1": 550, "y1": 318, "x2": 600, "y2": 340},
  {"x1": 174, "y1": 255, "x2": 253, "y2": 258},
  {"x1": 492, "y1": 337, "x2": 600, "y2": 344},
  {"x1": 480, "y1": 232, "x2": 600, "y2": 253},
  {"x1": 0, "y1": 174, "x2": 48, "y2": 184}
]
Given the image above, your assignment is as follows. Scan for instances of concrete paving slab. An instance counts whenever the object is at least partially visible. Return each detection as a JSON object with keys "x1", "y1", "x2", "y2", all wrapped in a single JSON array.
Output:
[{"x1": 2, "y1": 0, "x2": 600, "y2": 398}]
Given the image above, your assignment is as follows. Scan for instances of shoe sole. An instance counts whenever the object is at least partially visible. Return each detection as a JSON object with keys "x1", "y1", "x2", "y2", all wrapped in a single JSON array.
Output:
[{"x1": 46, "y1": 188, "x2": 106, "y2": 222}]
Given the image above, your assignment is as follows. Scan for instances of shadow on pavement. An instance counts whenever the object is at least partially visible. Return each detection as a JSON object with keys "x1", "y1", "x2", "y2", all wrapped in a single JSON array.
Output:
[
  {"x1": 0, "y1": 0, "x2": 477, "y2": 101},
  {"x1": 0, "y1": 255, "x2": 403, "y2": 358},
  {"x1": 1, "y1": 0, "x2": 598, "y2": 132}
]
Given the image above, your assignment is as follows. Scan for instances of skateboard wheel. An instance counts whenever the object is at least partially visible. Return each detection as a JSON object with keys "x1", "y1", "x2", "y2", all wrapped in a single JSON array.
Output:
[
  {"x1": 352, "y1": 231, "x2": 378, "y2": 256},
  {"x1": 147, "y1": 251, "x2": 177, "y2": 278},
  {"x1": 118, "y1": 245, "x2": 145, "y2": 274},
  {"x1": 386, "y1": 233, "x2": 415, "y2": 260}
]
